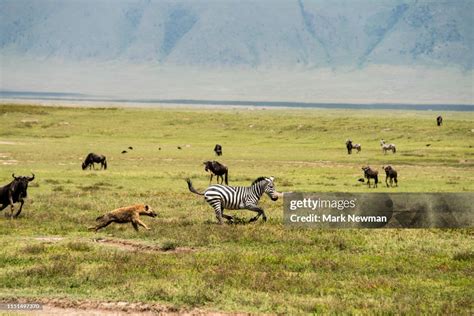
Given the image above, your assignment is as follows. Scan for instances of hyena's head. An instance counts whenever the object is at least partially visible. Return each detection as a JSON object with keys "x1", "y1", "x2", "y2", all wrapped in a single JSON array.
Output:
[{"x1": 142, "y1": 204, "x2": 157, "y2": 217}]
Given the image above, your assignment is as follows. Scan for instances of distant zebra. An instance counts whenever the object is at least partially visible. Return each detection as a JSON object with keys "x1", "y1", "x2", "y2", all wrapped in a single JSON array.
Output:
[
  {"x1": 186, "y1": 176, "x2": 279, "y2": 224},
  {"x1": 380, "y1": 139, "x2": 396, "y2": 154}
]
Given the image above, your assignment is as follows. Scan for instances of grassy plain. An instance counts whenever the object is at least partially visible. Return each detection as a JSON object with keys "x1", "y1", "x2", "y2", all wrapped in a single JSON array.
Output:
[{"x1": 0, "y1": 104, "x2": 473, "y2": 314}]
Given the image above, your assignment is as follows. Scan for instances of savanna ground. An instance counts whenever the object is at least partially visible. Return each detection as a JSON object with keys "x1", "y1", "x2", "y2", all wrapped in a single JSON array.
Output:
[{"x1": 0, "y1": 103, "x2": 473, "y2": 314}]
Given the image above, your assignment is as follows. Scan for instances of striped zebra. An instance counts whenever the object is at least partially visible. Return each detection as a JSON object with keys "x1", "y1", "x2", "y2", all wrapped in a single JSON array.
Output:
[{"x1": 186, "y1": 176, "x2": 279, "y2": 224}]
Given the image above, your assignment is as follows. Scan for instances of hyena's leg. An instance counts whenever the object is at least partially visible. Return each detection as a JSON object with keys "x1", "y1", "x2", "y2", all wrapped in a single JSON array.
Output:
[
  {"x1": 93, "y1": 220, "x2": 113, "y2": 231},
  {"x1": 134, "y1": 218, "x2": 150, "y2": 230}
]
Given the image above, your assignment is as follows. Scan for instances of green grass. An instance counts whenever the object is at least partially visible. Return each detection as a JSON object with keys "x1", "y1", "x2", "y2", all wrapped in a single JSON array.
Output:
[{"x1": 0, "y1": 104, "x2": 473, "y2": 314}]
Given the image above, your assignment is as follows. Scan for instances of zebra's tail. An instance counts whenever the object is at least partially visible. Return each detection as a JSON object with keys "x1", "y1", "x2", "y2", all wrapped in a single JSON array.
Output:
[{"x1": 186, "y1": 178, "x2": 204, "y2": 195}]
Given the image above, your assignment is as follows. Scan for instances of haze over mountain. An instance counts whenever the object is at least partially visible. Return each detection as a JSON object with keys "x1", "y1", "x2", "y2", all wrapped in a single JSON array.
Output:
[{"x1": 1, "y1": 0, "x2": 473, "y2": 105}]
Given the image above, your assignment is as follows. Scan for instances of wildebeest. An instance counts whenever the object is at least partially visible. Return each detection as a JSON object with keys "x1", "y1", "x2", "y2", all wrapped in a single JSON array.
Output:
[
  {"x1": 437, "y1": 115, "x2": 443, "y2": 126},
  {"x1": 82, "y1": 153, "x2": 107, "y2": 170},
  {"x1": 346, "y1": 139, "x2": 361, "y2": 154},
  {"x1": 186, "y1": 176, "x2": 279, "y2": 224},
  {"x1": 177, "y1": 146, "x2": 182, "y2": 150},
  {"x1": 361, "y1": 166, "x2": 378, "y2": 188},
  {"x1": 204, "y1": 160, "x2": 228, "y2": 185},
  {"x1": 383, "y1": 165, "x2": 398, "y2": 187},
  {"x1": 121, "y1": 150, "x2": 127, "y2": 154},
  {"x1": 89, "y1": 204, "x2": 157, "y2": 232},
  {"x1": 0, "y1": 173, "x2": 35, "y2": 218},
  {"x1": 214, "y1": 144, "x2": 223, "y2": 156},
  {"x1": 128, "y1": 146, "x2": 133, "y2": 150},
  {"x1": 380, "y1": 139, "x2": 396, "y2": 154}
]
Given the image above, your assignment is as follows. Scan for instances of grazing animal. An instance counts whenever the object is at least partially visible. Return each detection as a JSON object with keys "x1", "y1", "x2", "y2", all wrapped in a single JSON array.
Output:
[
  {"x1": 361, "y1": 166, "x2": 378, "y2": 188},
  {"x1": 346, "y1": 139, "x2": 353, "y2": 154},
  {"x1": 426, "y1": 144, "x2": 431, "y2": 147},
  {"x1": 186, "y1": 176, "x2": 279, "y2": 224},
  {"x1": 158, "y1": 147, "x2": 162, "y2": 150},
  {"x1": 380, "y1": 139, "x2": 396, "y2": 154},
  {"x1": 82, "y1": 153, "x2": 107, "y2": 170},
  {"x1": 437, "y1": 115, "x2": 443, "y2": 126},
  {"x1": 346, "y1": 139, "x2": 361, "y2": 154},
  {"x1": 0, "y1": 173, "x2": 35, "y2": 218},
  {"x1": 121, "y1": 150, "x2": 127, "y2": 154},
  {"x1": 177, "y1": 146, "x2": 182, "y2": 150},
  {"x1": 383, "y1": 165, "x2": 398, "y2": 187},
  {"x1": 214, "y1": 144, "x2": 223, "y2": 156},
  {"x1": 204, "y1": 161, "x2": 229, "y2": 185},
  {"x1": 89, "y1": 204, "x2": 157, "y2": 232},
  {"x1": 128, "y1": 146, "x2": 133, "y2": 150}
]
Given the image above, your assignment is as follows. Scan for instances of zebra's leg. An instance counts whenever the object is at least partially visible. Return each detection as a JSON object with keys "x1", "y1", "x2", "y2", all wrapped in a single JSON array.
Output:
[
  {"x1": 246, "y1": 205, "x2": 265, "y2": 222},
  {"x1": 209, "y1": 201, "x2": 223, "y2": 224},
  {"x1": 221, "y1": 211, "x2": 234, "y2": 223}
]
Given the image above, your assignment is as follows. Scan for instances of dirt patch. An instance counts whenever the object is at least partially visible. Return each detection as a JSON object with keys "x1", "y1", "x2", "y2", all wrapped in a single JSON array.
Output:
[
  {"x1": 34, "y1": 237, "x2": 65, "y2": 243},
  {"x1": 0, "y1": 298, "x2": 246, "y2": 316},
  {"x1": 0, "y1": 141, "x2": 20, "y2": 145},
  {"x1": 93, "y1": 238, "x2": 195, "y2": 254}
]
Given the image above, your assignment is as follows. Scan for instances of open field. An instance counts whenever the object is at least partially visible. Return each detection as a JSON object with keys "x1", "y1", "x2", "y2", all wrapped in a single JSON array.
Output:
[{"x1": 0, "y1": 104, "x2": 473, "y2": 314}]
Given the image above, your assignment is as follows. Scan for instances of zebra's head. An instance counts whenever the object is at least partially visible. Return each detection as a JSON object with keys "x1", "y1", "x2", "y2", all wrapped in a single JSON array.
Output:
[{"x1": 264, "y1": 176, "x2": 278, "y2": 201}]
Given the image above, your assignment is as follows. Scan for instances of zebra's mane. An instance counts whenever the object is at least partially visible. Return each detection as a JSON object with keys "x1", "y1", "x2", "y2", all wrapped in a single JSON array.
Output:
[{"x1": 252, "y1": 177, "x2": 268, "y2": 185}]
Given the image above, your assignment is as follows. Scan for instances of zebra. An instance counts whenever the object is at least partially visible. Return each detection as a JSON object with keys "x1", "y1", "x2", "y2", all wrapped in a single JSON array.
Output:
[
  {"x1": 186, "y1": 176, "x2": 279, "y2": 224},
  {"x1": 380, "y1": 139, "x2": 396, "y2": 154}
]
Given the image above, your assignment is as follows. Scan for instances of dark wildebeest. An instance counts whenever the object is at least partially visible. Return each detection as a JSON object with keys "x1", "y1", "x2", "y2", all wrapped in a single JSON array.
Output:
[
  {"x1": 361, "y1": 166, "x2": 378, "y2": 188},
  {"x1": 0, "y1": 173, "x2": 35, "y2": 218},
  {"x1": 383, "y1": 165, "x2": 398, "y2": 187},
  {"x1": 437, "y1": 116, "x2": 443, "y2": 126},
  {"x1": 214, "y1": 144, "x2": 223, "y2": 156},
  {"x1": 82, "y1": 153, "x2": 107, "y2": 170},
  {"x1": 346, "y1": 139, "x2": 353, "y2": 154},
  {"x1": 204, "y1": 161, "x2": 228, "y2": 185},
  {"x1": 346, "y1": 139, "x2": 361, "y2": 154}
]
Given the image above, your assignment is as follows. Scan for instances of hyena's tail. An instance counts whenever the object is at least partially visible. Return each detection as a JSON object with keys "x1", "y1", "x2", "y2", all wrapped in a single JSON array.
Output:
[{"x1": 186, "y1": 179, "x2": 204, "y2": 195}]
